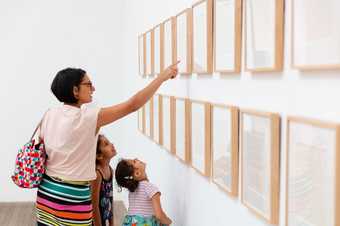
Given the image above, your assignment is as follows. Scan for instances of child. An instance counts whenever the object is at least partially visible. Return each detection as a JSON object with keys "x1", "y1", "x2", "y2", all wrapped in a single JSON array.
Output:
[
  {"x1": 91, "y1": 135, "x2": 117, "y2": 226},
  {"x1": 115, "y1": 158, "x2": 172, "y2": 226}
]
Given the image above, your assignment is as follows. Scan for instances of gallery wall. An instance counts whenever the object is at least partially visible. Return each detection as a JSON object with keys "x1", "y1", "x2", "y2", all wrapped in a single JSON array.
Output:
[{"x1": 118, "y1": 0, "x2": 340, "y2": 225}]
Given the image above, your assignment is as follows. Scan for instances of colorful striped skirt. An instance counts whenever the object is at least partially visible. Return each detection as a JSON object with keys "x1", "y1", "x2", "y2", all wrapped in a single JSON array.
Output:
[{"x1": 36, "y1": 174, "x2": 93, "y2": 225}]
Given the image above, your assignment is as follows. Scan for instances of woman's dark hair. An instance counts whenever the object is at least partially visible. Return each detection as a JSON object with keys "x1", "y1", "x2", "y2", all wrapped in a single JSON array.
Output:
[
  {"x1": 51, "y1": 68, "x2": 86, "y2": 104},
  {"x1": 115, "y1": 159, "x2": 139, "y2": 192}
]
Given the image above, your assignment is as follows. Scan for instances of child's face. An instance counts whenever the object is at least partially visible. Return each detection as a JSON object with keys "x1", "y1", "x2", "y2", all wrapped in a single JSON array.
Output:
[
  {"x1": 98, "y1": 136, "x2": 117, "y2": 160},
  {"x1": 127, "y1": 158, "x2": 146, "y2": 180}
]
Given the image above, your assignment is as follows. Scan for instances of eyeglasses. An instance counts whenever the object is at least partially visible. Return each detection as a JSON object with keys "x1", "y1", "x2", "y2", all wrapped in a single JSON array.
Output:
[{"x1": 79, "y1": 81, "x2": 94, "y2": 88}]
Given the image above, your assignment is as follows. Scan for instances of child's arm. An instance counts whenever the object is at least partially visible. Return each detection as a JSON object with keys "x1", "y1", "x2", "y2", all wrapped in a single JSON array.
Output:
[
  {"x1": 91, "y1": 171, "x2": 103, "y2": 226},
  {"x1": 151, "y1": 193, "x2": 172, "y2": 225}
]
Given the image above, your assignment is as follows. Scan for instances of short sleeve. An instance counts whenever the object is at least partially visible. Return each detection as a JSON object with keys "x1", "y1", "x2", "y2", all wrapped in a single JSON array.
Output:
[
  {"x1": 82, "y1": 106, "x2": 101, "y2": 135},
  {"x1": 142, "y1": 181, "x2": 160, "y2": 199}
]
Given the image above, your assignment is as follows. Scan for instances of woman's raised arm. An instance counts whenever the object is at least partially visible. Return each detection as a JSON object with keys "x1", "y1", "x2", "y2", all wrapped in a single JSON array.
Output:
[{"x1": 97, "y1": 61, "x2": 179, "y2": 129}]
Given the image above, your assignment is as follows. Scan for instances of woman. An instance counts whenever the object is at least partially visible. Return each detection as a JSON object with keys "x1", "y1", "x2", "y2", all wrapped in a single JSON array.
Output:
[{"x1": 36, "y1": 63, "x2": 178, "y2": 226}]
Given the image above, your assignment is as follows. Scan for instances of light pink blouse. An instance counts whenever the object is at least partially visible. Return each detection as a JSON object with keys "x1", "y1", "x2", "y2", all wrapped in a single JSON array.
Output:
[{"x1": 40, "y1": 104, "x2": 100, "y2": 181}]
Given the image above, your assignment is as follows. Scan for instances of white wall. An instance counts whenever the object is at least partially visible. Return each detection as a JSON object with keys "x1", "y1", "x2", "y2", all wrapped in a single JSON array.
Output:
[
  {"x1": 118, "y1": 0, "x2": 340, "y2": 226},
  {"x1": 0, "y1": 0, "x2": 125, "y2": 201},
  {"x1": 2, "y1": 0, "x2": 340, "y2": 225}
]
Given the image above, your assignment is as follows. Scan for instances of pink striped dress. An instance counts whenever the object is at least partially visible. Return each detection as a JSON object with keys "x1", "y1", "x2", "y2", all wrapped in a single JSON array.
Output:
[{"x1": 127, "y1": 180, "x2": 160, "y2": 217}]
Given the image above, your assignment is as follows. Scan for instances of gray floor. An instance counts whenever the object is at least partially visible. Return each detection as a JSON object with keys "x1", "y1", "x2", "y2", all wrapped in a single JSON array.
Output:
[{"x1": 0, "y1": 201, "x2": 127, "y2": 226}]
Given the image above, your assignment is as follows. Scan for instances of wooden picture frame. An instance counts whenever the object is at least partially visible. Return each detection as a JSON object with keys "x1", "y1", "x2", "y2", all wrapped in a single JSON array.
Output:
[
  {"x1": 160, "y1": 95, "x2": 175, "y2": 153},
  {"x1": 175, "y1": 9, "x2": 193, "y2": 75},
  {"x1": 189, "y1": 100, "x2": 211, "y2": 177},
  {"x1": 211, "y1": 104, "x2": 239, "y2": 196},
  {"x1": 138, "y1": 34, "x2": 145, "y2": 76},
  {"x1": 214, "y1": 0, "x2": 242, "y2": 73},
  {"x1": 150, "y1": 30, "x2": 155, "y2": 76},
  {"x1": 145, "y1": 30, "x2": 154, "y2": 76},
  {"x1": 173, "y1": 97, "x2": 190, "y2": 163},
  {"x1": 150, "y1": 98, "x2": 154, "y2": 139},
  {"x1": 192, "y1": 0, "x2": 213, "y2": 74},
  {"x1": 158, "y1": 95, "x2": 164, "y2": 146},
  {"x1": 285, "y1": 116, "x2": 340, "y2": 226},
  {"x1": 137, "y1": 106, "x2": 144, "y2": 133},
  {"x1": 291, "y1": 0, "x2": 340, "y2": 70},
  {"x1": 162, "y1": 17, "x2": 176, "y2": 69},
  {"x1": 152, "y1": 94, "x2": 161, "y2": 144},
  {"x1": 245, "y1": 0, "x2": 284, "y2": 72},
  {"x1": 240, "y1": 109, "x2": 280, "y2": 224},
  {"x1": 144, "y1": 99, "x2": 152, "y2": 137},
  {"x1": 153, "y1": 24, "x2": 162, "y2": 75}
]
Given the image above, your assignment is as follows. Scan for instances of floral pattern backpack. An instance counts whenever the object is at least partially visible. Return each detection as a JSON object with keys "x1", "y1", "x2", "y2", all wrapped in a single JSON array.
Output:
[{"x1": 11, "y1": 115, "x2": 47, "y2": 188}]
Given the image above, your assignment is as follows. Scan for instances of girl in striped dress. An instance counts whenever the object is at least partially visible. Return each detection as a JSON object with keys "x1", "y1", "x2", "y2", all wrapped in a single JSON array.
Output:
[
  {"x1": 115, "y1": 159, "x2": 172, "y2": 226},
  {"x1": 36, "y1": 64, "x2": 178, "y2": 225}
]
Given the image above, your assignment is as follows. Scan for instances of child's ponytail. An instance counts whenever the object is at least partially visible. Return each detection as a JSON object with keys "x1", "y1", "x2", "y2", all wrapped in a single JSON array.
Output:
[{"x1": 115, "y1": 160, "x2": 139, "y2": 192}]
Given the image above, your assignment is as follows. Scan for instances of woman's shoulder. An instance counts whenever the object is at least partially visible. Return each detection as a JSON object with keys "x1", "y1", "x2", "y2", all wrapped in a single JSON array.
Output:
[
  {"x1": 46, "y1": 104, "x2": 100, "y2": 120},
  {"x1": 45, "y1": 105, "x2": 70, "y2": 116}
]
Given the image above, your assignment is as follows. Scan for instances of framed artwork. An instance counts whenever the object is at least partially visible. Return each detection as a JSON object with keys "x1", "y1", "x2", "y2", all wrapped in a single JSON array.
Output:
[
  {"x1": 144, "y1": 100, "x2": 152, "y2": 137},
  {"x1": 214, "y1": 0, "x2": 242, "y2": 73},
  {"x1": 145, "y1": 30, "x2": 154, "y2": 76},
  {"x1": 173, "y1": 97, "x2": 190, "y2": 163},
  {"x1": 189, "y1": 100, "x2": 211, "y2": 177},
  {"x1": 153, "y1": 24, "x2": 162, "y2": 75},
  {"x1": 286, "y1": 117, "x2": 340, "y2": 226},
  {"x1": 240, "y1": 109, "x2": 280, "y2": 224},
  {"x1": 163, "y1": 17, "x2": 176, "y2": 69},
  {"x1": 245, "y1": 0, "x2": 284, "y2": 72},
  {"x1": 292, "y1": 0, "x2": 340, "y2": 70},
  {"x1": 137, "y1": 106, "x2": 144, "y2": 133},
  {"x1": 175, "y1": 9, "x2": 193, "y2": 75},
  {"x1": 160, "y1": 95, "x2": 174, "y2": 152},
  {"x1": 211, "y1": 104, "x2": 239, "y2": 196},
  {"x1": 138, "y1": 34, "x2": 145, "y2": 76},
  {"x1": 152, "y1": 94, "x2": 161, "y2": 144},
  {"x1": 150, "y1": 30, "x2": 155, "y2": 76},
  {"x1": 192, "y1": 0, "x2": 213, "y2": 74},
  {"x1": 150, "y1": 98, "x2": 154, "y2": 138}
]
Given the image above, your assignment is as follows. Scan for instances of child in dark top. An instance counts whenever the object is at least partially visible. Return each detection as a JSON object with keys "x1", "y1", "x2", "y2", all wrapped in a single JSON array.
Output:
[{"x1": 91, "y1": 135, "x2": 117, "y2": 226}]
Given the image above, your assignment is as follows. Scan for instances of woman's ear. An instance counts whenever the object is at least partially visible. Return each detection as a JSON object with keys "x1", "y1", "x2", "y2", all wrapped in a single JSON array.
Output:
[{"x1": 73, "y1": 86, "x2": 79, "y2": 99}]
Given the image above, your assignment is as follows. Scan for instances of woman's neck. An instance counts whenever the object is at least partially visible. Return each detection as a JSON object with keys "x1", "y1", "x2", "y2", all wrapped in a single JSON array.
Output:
[{"x1": 65, "y1": 102, "x2": 82, "y2": 108}]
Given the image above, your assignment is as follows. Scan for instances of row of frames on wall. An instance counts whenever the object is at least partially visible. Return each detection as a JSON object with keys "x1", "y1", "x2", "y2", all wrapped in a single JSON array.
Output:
[
  {"x1": 138, "y1": 0, "x2": 340, "y2": 77},
  {"x1": 137, "y1": 93, "x2": 340, "y2": 226}
]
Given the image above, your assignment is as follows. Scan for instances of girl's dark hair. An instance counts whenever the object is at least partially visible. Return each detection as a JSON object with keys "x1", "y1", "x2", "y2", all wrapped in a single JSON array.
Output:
[
  {"x1": 115, "y1": 160, "x2": 139, "y2": 192},
  {"x1": 96, "y1": 135, "x2": 104, "y2": 164},
  {"x1": 51, "y1": 68, "x2": 86, "y2": 104}
]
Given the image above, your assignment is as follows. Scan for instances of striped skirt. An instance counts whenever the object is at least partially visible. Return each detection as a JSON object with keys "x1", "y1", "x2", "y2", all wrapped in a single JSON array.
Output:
[{"x1": 36, "y1": 174, "x2": 93, "y2": 226}]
